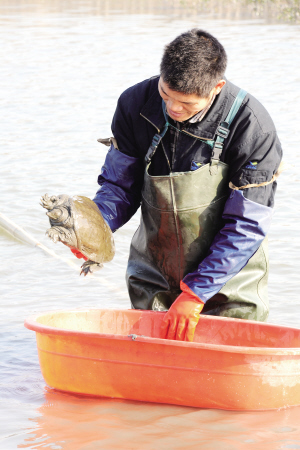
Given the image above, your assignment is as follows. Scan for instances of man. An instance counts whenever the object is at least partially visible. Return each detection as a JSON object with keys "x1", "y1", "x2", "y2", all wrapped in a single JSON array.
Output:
[{"x1": 92, "y1": 29, "x2": 282, "y2": 342}]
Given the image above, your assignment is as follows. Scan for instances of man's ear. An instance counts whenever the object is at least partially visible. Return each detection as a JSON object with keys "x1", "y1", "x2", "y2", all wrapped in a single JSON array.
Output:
[{"x1": 212, "y1": 79, "x2": 226, "y2": 96}]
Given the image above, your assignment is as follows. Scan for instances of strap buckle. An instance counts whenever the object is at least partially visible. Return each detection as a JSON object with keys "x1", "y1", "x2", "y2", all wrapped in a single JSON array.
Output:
[
  {"x1": 211, "y1": 141, "x2": 223, "y2": 160},
  {"x1": 215, "y1": 122, "x2": 230, "y2": 139},
  {"x1": 145, "y1": 133, "x2": 162, "y2": 164},
  {"x1": 151, "y1": 134, "x2": 161, "y2": 148}
]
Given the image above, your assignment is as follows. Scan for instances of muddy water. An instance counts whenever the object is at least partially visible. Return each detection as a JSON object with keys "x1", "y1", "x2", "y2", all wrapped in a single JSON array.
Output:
[{"x1": 1, "y1": 1, "x2": 300, "y2": 448}]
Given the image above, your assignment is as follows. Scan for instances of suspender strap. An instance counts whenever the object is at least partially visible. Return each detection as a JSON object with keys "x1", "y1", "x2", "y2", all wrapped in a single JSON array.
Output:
[
  {"x1": 226, "y1": 89, "x2": 248, "y2": 125},
  {"x1": 145, "y1": 121, "x2": 169, "y2": 164},
  {"x1": 210, "y1": 89, "x2": 248, "y2": 166}
]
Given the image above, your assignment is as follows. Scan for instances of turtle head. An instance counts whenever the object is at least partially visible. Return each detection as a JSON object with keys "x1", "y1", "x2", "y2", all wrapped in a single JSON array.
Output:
[
  {"x1": 40, "y1": 194, "x2": 70, "y2": 210},
  {"x1": 41, "y1": 194, "x2": 72, "y2": 226},
  {"x1": 46, "y1": 207, "x2": 69, "y2": 224}
]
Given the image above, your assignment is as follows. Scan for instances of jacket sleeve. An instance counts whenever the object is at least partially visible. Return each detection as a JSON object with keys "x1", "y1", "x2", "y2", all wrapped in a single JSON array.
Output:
[
  {"x1": 182, "y1": 189, "x2": 273, "y2": 302},
  {"x1": 93, "y1": 93, "x2": 144, "y2": 232},
  {"x1": 182, "y1": 129, "x2": 282, "y2": 303},
  {"x1": 93, "y1": 144, "x2": 144, "y2": 232}
]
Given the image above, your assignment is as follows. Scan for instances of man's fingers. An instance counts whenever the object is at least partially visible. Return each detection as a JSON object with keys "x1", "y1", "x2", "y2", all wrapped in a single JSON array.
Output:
[
  {"x1": 160, "y1": 295, "x2": 203, "y2": 341},
  {"x1": 185, "y1": 317, "x2": 200, "y2": 342},
  {"x1": 160, "y1": 317, "x2": 170, "y2": 339},
  {"x1": 176, "y1": 317, "x2": 188, "y2": 341},
  {"x1": 166, "y1": 316, "x2": 178, "y2": 340}
]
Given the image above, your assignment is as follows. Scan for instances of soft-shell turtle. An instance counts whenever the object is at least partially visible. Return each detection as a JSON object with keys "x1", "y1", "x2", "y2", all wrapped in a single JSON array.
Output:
[{"x1": 41, "y1": 194, "x2": 115, "y2": 275}]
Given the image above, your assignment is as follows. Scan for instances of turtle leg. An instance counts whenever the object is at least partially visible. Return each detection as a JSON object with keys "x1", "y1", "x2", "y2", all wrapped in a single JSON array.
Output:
[
  {"x1": 46, "y1": 226, "x2": 65, "y2": 243},
  {"x1": 46, "y1": 226, "x2": 75, "y2": 246},
  {"x1": 80, "y1": 260, "x2": 103, "y2": 276}
]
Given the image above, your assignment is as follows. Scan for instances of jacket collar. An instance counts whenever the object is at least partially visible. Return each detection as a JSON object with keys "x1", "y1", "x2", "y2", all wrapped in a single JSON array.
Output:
[
  {"x1": 140, "y1": 77, "x2": 165, "y2": 133},
  {"x1": 140, "y1": 77, "x2": 237, "y2": 139}
]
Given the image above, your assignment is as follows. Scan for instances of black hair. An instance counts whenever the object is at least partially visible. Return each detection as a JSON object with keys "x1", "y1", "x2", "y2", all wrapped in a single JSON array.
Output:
[{"x1": 160, "y1": 29, "x2": 227, "y2": 98}]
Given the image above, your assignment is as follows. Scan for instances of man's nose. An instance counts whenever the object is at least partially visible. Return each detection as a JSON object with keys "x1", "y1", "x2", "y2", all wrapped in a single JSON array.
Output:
[{"x1": 167, "y1": 100, "x2": 183, "y2": 112}]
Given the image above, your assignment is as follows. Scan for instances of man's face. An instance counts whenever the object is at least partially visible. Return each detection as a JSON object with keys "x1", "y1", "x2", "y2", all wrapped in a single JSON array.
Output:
[{"x1": 158, "y1": 77, "x2": 225, "y2": 122}]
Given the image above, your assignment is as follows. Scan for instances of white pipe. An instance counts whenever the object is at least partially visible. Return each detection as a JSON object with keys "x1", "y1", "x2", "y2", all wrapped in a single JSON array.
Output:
[
  {"x1": 0, "y1": 212, "x2": 121, "y2": 291},
  {"x1": 0, "y1": 212, "x2": 79, "y2": 270}
]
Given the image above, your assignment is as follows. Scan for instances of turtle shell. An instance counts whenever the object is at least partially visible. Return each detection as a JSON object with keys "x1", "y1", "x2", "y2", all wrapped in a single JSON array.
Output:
[{"x1": 71, "y1": 195, "x2": 115, "y2": 264}]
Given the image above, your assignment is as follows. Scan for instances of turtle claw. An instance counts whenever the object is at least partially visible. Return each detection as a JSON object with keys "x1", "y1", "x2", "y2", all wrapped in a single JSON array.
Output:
[
  {"x1": 80, "y1": 267, "x2": 90, "y2": 277},
  {"x1": 40, "y1": 194, "x2": 58, "y2": 210},
  {"x1": 46, "y1": 228, "x2": 60, "y2": 243},
  {"x1": 80, "y1": 260, "x2": 103, "y2": 276}
]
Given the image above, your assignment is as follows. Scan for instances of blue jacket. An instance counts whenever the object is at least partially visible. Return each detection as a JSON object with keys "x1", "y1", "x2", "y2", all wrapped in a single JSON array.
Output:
[{"x1": 94, "y1": 76, "x2": 282, "y2": 302}]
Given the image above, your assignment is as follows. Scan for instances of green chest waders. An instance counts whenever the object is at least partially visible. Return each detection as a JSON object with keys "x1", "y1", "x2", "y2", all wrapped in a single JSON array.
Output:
[{"x1": 126, "y1": 90, "x2": 269, "y2": 321}]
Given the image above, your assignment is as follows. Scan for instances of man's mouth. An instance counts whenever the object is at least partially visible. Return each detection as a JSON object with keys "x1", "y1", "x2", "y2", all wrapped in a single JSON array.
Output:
[{"x1": 168, "y1": 109, "x2": 184, "y2": 119}]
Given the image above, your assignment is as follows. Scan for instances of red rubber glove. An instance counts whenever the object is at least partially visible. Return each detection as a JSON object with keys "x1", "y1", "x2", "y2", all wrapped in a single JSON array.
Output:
[
  {"x1": 70, "y1": 247, "x2": 88, "y2": 261},
  {"x1": 161, "y1": 282, "x2": 204, "y2": 342}
]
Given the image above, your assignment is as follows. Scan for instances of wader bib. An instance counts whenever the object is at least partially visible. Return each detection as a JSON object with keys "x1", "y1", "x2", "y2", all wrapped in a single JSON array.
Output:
[{"x1": 126, "y1": 90, "x2": 269, "y2": 321}]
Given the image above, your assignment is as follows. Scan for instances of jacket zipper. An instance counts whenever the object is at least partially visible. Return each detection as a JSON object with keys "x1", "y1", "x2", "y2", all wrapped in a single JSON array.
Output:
[
  {"x1": 140, "y1": 113, "x2": 160, "y2": 133},
  {"x1": 181, "y1": 129, "x2": 212, "y2": 141}
]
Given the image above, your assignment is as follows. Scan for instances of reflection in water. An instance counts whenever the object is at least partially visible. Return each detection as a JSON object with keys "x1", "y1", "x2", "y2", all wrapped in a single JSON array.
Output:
[
  {"x1": 0, "y1": 0, "x2": 299, "y2": 22},
  {"x1": 170, "y1": 0, "x2": 300, "y2": 23},
  {"x1": 19, "y1": 387, "x2": 300, "y2": 449}
]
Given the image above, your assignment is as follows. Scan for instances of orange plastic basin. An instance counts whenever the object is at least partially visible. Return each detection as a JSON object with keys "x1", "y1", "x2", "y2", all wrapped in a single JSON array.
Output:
[{"x1": 25, "y1": 309, "x2": 300, "y2": 411}]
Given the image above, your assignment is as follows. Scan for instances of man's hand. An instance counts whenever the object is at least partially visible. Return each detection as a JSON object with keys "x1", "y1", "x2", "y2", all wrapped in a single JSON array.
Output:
[{"x1": 161, "y1": 283, "x2": 204, "y2": 342}]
